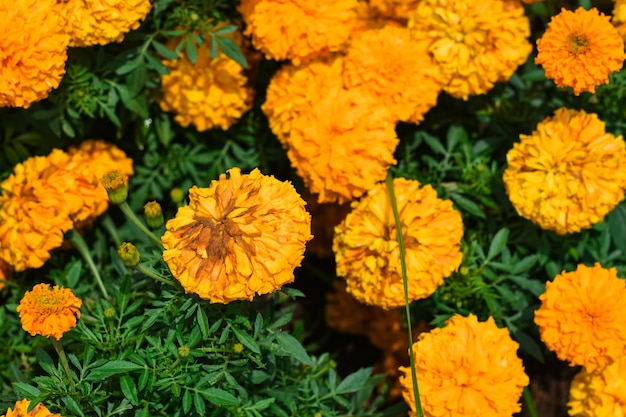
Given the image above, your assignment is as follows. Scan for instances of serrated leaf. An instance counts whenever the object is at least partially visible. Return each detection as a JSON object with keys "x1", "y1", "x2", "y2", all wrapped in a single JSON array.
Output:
[
  {"x1": 182, "y1": 389, "x2": 192, "y2": 414},
  {"x1": 513, "y1": 330, "x2": 544, "y2": 363},
  {"x1": 335, "y1": 367, "x2": 371, "y2": 394},
  {"x1": 274, "y1": 332, "x2": 312, "y2": 365},
  {"x1": 215, "y1": 36, "x2": 248, "y2": 68},
  {"x1": 449, "y1": 193, "x2": 485, "y2": 218},
  {"x1": 201, "y1": 388, "x2": 239, "y2": 407},
  {"x1": 194, "y1": 391, "x2": 206, "y2": 415},
  {"x1": 214, "y1": 24, "x2": 238, "y2": 35},
  {"x1": 197, "y1": 308, "x2": 210, "y2": 339},
  {"x1": 152, "y1": 40, "x2": 179, "y2": 60},
  {"x1": 62, "y1": 396, "x2": 85, "y2": 417},
  {"x1": 120, "y1": 375, "x2": 139, "y2": 405},
  {"x1": 231, "y1": 326, "x2": 260, "y2": 354},
  {"x1": 86, "y1": 361, "x2": 143, "y2": 380},
  {"x1": 487, "y1": 228, "x2": 509, "y2": 260},
  {"x1": 12, "y1": 382, "x2": 41, "y2": 398}
]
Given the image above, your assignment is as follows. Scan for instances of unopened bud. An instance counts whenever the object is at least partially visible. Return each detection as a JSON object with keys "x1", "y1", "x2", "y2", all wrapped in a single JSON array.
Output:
[
  {"x1": 118, "y1": 242, "x2": 140, "y2": 268},
  {"x1": 170, "y1": 188, "x2": 185, "y2": 207},
  {"x1": 143, "y1": 201, "x2": 164, "y2": 229},
  {"x1": 101, "y1": 171, "x2": 129, "y2": 205}
]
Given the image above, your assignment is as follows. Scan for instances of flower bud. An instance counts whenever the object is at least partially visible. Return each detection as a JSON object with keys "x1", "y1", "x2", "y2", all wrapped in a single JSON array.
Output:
[
  {"x1": 101, "y1": 170, "x2": 129, "y2": 205},
  {"x1": 143, "y1": 201, "x2": 164, "y2": 229},
  {"x1": 118, "y1": 242, "x2": 140, "y2": 268},
  {"x1": 170, "y1": 187, "x2": 185, "y2": 207},
  {"x1": 178, "y1": 345, "x2": 191, "y2": 358}
]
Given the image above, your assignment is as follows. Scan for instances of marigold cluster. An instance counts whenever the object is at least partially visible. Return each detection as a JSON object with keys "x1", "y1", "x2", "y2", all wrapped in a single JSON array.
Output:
[
  {"x1": 333, "y1": 178, "x2": 463, "y2": 309},
  {"x1": 238, "y1": 0, "x2": 358, "y2": 65},
  {"x1": 568, "y1": 356, "x2": 626, "y2": 417},
  {"x1": 17, "y1": 283, "x2": 82, "y2": 340},
  {"x1": 534, "y1": 263, "x2": 626, "y2": 372},
  {"x1": 408, "y1": 0, "x2": 532, "y2": 100},
  {"x1": 503, "y1": 108, "x2": 626, "y2": 234},
  {"x1": 368, "y1": 0, "x2": 420, "y2": 21},
  {"x1": 400, "y1": 314, "x2": 529, "y2": 417},
  {"x1": 536, "y1": 7, "x2": 624, "y2": 95},
  {"x1": 162, "y1": 168, "x2": 312, "y2": 303},
  {"x1": 1, "y1": 399, "x2": 62, "y2": 417},
  {"x1": 0, "y1": 0, "x2": 68, "y2": 108},
  {"x1": 343, "y1": 26, "x2": 442, "y2": 124},
  {"x1": 160, "y1": 37, "x2": 253, "y2": 131},
  {"x1": 57, "y1": 0, "x2": 152, "y2": 47},
  {"x1": 612, "y1": 0, "x2": 626, "y2": 42}
]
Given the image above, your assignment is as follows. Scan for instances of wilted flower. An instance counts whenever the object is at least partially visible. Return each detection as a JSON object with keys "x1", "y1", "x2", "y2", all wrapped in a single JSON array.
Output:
[
  {"x1": 568, "y1": 356, "x2": 626, "y2": 417},
  {"x1": 17, "y1": 283, "x2": 82, "y2": 340},
  {"x1": 400, "y1": 314, "x2": 529, "y2": 417},
  {"x1": 343, "y1": 26, "x2": 442, "y2": 124},
  {"x1": 408, "y1": 0, "x2": 532, "y2": 100},
  {"x1": 1, "y1": 399, "x2": 61, "y2": 417},
  {"x1": 503, "y1": 108, "x2": 626, "y2": 234},
  {"x1": 534, "y1": 263, "x2": 626, "y2": 372},
  {"x1": 162, "y1": 168, "x2": 312, "y2": 303},
  {"x1": 238, "y1": 0, "x2": 358, "y2": 65},
  {"x1": 0, "y1": 0, "x2": 68, "y2": 108},
  {"x1": 333, "y1": 178, "x2": 463, "y2": 309},
  {"x1": 536, "y1": 7, "x2": 624, "y2": 95},
  {"x1": 57, "y1": 0, "x2": 152, "y2": 46}
]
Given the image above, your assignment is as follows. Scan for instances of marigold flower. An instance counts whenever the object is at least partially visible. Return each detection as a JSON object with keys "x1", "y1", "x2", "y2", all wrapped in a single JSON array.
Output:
[
  {"x1": 400, "y1": 314, "x2": 529, "y2": 417},
  {"x1": 159, "y1": 38, "x2": 253, "y2": 132},
  {"x1": 368, "y1": 0, "x2": 420, "y2": 21},
  {"x1": 0, "y1": 259, "x2": 10, "y2": 292},
  {"x1": 0, "y1": 0, "x2": 68, "y2": 108},
  {"x1": 238, "y1": 0, "x2": 358, "y2": 65},
  {"x1": 343, "y1": 26, "x2": 442, "y2": 124},
  {"x1": 333, "y1": 178, "x2": 463, "y2": 309},
  {"x1": 302, "y1": 190, "x2": 350, "y2": 258},
  {"x1": 287, "y1": 87, "x2": 398, "y2": 204},
  {"x1": 408, "y1": 0, "x2": 532, "y2": 100},
  {"x1": 118, "y1": 242, "x2": 140, "y2": 268},
  {"x1": 0, "y1": 150, "x2": 100, "y2": 271},
  {"x1": 536, "y1": 7, "x2": 624, "y2": 95},
  {"x1": 325, "y1": 281, "x2": 380, "y2": 335},
  {"x1": 534, "y1": 263, "x2": 626, "y2": 372},
  {"x1": 263, "y1": 55, "x2": 345, "y2": 146},
  {"x1": 101, "y1": 171, "x2": 129, "y2": 205},
  {"x1": 1, "y1": 399, "x2": 62, "y2": 417},
  {"x1": 612, "y1": 0, "x2": 626, "y2": 42},
  {"x1": 57, "y1": 0, "x2": 152, "y2": 47},
  {"x1": 162, "y1": 168, "x2": 312, "y2": 303},
  {"x1": 503, "y1": 108, "x2": 626, "y2": 234},
  {"x1": 144, "y1": 201, "x2": 164, "y2": 229},
  {"x1": 568, "y1": 356, "x2": 626, "y2": 417},
  {"x1": 17, "y1": 283, "x2": 82, "y2": 340}
]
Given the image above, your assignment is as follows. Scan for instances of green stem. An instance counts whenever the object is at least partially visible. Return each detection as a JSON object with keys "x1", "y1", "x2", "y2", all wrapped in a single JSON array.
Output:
[
  {"x1": 68, "y1": 230, "x2": 109, "y2": 299},
  {"x1": 101, "y1": 214, "x2": 122, "y2": 248},
  {"x1": 50, "y1": 338, "x2": 76, "y2": 393},
  {"x1": 386, "y1": 172, "x2": 424, "y2": 417},
  {"x1": 523, "y1": 386, "x2": 539, "y2": 417},
  {"x1": 118, "y1": 201, "x2": 164, "y2": 249},
  {"x1": 136, "y1": 263, "x2": 176, "y2": 286}
]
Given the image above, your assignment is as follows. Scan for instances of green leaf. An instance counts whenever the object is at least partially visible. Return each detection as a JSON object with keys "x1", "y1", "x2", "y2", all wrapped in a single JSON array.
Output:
[
  {"x1": 185, "y1": 38, "x2": 198, "y2": 64},
  {"x1": 422, "y1": 132, "x2": 447, "y2": 155},
  {"x1": 201, "y1": 388, "x2": 239, "y2": 407},
  {"x1": 86, "y1": 360, "x2": 144, "y2": 380},
  {"x1": 194, "y1": 391, "x2": 206, "y2": 415},
  {"x1": 214, "y1": 25, "x2": 238, "y2": 35},
  {"x1": 607, "y1": 203, "x2": 626, "y2": 252},
  {"x1": 12, "y1": 382, "x2": 41, "y2": 398},
  {"x1": 487, "y1": 228, "x2": 509, "y2": 260},
  {"x1": 66, "y1": 260, "x2": 82, "y2": 288},
  {"x1": 115, "y1": 57, "x2": 141, "y2": 75},
  {"x1": 335, "y1": 367, "x2": 371, "y2": 395},
  {"x1": 152, "y1": 40, "x2": 179, "y2": 60},
  {"x1": 62, "y1": 396, "x2": 85, "y2": 417},
  {"x1": 513, "y1": 330, "x2": 545, "y2": 363},
  {"x1": 120, "y1": 375, "x2": 139, "y2": 405},
  {"x1": 231, "y1": 326, "x2": 260, "y2": 354},
  {"x1": 182, "y1": 390, "x2": 192, "y2": 414},
  {"x1": 247, "y1": 398, "x2": 275, "y2": 411},
  {"x1": 197, "y1": 307, "x2": 210, "y2": 339},
  {"x1": 215, "y1": 36, "x2": 248, "y2": 68},
  {"x1": 449, "y1": 193, "x2": 485, "y2": 218},
  {"x1": 274, "y1": 332, "x2": 312, "y2": 365}
]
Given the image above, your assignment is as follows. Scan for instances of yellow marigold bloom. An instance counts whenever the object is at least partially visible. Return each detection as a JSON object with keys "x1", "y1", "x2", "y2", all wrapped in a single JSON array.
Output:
[
  {"x1": 613, "y1": 0, "x2": 626, "y2": 43},
  {"x1": 400, "y1": 314, "x2": 529, "y2": 417},
  {"x1": 343, "y1": 26, "x2": 442, "y2": 124},
  {"x1": 408, "y1": 0, "x2": 532, "y2": 100},
  {"x1": 160, "y1": 38, "x2": 253, "y2": 132},
  {"x1": 162, "y1": 168, "x2": 312, "y2": 303},
  {"x1": 368, "y1": 0, "x2": 419, "y2": 21},
  {"x1": 536, "y1": 7, "x2": 624, "y2": 95},
  {"x1": 263, "y1": 55, "x2": 345, "y2": 146},
  {"x1": 0, "y1": 150, "x2": 100, "y2": 271},
  {"x1": 568, "y1": 356, "x2": 626, "y2": 417},
  {"x1": 333, "y1": 178, "x2": 463, "y2": 309},
  {"x1": 238, "y1": 0, "x2": 358, "y2": 65},
  {"x1": 287, "y1": 87, "x2": 398, "y2": 204},
  {"x1": 17, "y1": 283, "x2": 82, "y2": 340},
  {"x1": 1, "y1": 399, "x2": 62, "y2": 417},
  {"x1": 57, "y1": 0, "x2": 152, "y2": 47},
  {"x1": 0, "y1": 0, "x2": 68, "y2": 108},
  {"x1": 534, "y1": 263, "x2": 626, "y2": 373},
  {"x1": 503, "y1": 108, "x2": 626, "y2": 235}
]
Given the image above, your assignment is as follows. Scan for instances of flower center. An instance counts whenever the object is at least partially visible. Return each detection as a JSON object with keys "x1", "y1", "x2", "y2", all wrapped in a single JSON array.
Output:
[{"x1": 567, "y1": 33, "x2": 590, "y2": 56}]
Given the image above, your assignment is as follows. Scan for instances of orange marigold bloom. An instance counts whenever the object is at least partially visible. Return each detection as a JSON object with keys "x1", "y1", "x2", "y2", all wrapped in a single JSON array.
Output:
[
  {"x1": 568, "y1": 356, "x2": 626, "y2": 417},
  {"x1": 57, "y1": 0, "x2": 152, "y2": 47},
  {"x1": 368, "y1": 0, "x2": 420, "y2": 21},
  {"x1": 263, "y1": 55, "x2": 345, "y2": 146},
  {"x1": 333, "y1": 178, "x2": 463, "y2": 309},
  {"x1": 286, "y1": 87, "x2": 398, "y2": 204},
  {"x1": 536, "y1": 7, "x2": 625, "y2": 95},
  {"x1": 534, "y1": 263, "x2": 626, "y2": 372},
  {"x1": 400, "y1": 314, "x2": 529, "y2": 417},
  {"x1": 17, "y1": 283, "x2": 82, "y2": 340},
  {"x1": 0, "y1": 149, "x2": 100, "y2": 271},
  {"x1": 162, "y1": 168, "x2": 312, "y2": 303},
  {"x1": 343, "y1": 26, "x2": 442, "y2": 124},
  {"x1": 613, "y1": 0, "x2": 626, "y2": 43},
  {"x1": 0, "y1": 259, "x2": 10, "y2": 292},
  {"x1": 503, "y1": 108, "x2": 626, "y2": 235},
  {"x1": 1, "y1": 399, "x2": 62, "y2": 417},
  {"x1": 325, "y1": 281, "x2": 381, "y2": 336},
  {"x1": 238, "y1": 0, "x2": 358, "y2": 65},
  {"x1": 160, "y1": 38, "x2": 253, "y2": 132},
  {"x1": 0, "y1": 0, "x2": 68, "y2": 108},
  {"x1": 408, "y1": 0, "x2": 532, "y2": 100}
]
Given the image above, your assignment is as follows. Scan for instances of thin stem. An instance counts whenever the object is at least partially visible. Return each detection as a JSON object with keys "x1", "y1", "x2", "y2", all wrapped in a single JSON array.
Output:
[
  {"x1": 523, "y1": 386, "x2": 539, "y2": 417},
  {"x1": 136, "y1": 263, "x2": 176, "y2": 286},
  {"x1": 118, "y1": 201, "x2": 164, "y2": 249},
  {"x1": 386, "y1": 172, "x2": 424, "y2": 417},
  {"x1": 68, "y1": 230, "x2": 109, "y2": 299},
  {"x1": 50, "y1": 338, "x2": 76, "y2": 393}
]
